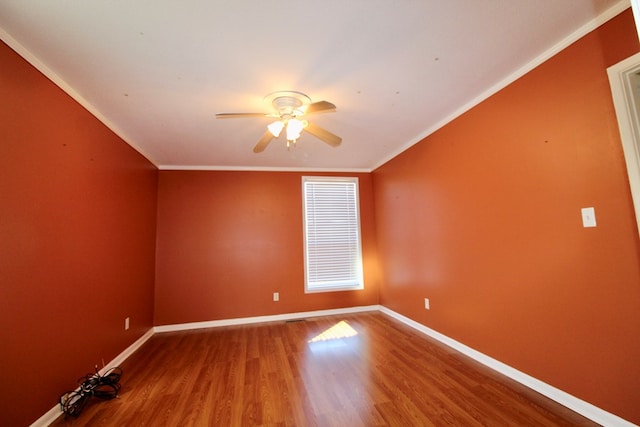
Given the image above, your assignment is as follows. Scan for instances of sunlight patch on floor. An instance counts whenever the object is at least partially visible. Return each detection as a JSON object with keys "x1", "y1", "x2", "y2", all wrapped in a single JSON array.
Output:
[{"x1": 307, "y1": 320, "x2": 358, "y2": 353}]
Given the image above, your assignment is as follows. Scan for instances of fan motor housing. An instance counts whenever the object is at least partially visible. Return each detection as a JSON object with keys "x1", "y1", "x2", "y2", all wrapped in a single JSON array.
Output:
[{"x1": 265, "y1": 91, "x2": 311, "y2": 117}]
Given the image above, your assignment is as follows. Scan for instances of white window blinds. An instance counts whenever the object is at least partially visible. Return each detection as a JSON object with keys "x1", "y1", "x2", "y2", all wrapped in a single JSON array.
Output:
[{"x1": 302, "y1": 177, "x2": 364, "y2": 292}]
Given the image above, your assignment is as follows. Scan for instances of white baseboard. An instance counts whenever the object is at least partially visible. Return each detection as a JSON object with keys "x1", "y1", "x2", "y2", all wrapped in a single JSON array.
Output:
[
  {"x1": 103, "y1": 328, "x2": 155, "y2": 373},
  {"x1": 379, "y1": 306, "x2": 636, "y2": 427},
  {"x1": 31, "y1": 328, "x2": 154, "y2": 427},
  {"x1": 29, "y1": 405, "x2": 61, "y2": 427},
  {"x1": 153, "y1": 305, "x2": 381, "y2": 333}
]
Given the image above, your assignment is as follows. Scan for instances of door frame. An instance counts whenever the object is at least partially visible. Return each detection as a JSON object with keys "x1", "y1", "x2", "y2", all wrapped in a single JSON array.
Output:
[{"x1": 608, "y1": 51, "x2": 640, "y2": 237}]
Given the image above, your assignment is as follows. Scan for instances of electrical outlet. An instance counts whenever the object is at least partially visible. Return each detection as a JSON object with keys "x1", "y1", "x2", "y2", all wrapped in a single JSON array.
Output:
[
  {"x1": 273, "y1": 292, "x2": 279, "y2": 302},
  {"x1": 424, "y1": 298, "x2": 430, "y2": 310},
  {"x1": 125, "y1": 317, "x2": 130, "y2": 330}
]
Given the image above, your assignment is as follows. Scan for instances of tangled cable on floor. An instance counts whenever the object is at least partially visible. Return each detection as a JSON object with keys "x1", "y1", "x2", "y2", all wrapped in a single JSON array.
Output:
[{"x1": 59, "y1": 366, "x2": 123, "y2": 417}]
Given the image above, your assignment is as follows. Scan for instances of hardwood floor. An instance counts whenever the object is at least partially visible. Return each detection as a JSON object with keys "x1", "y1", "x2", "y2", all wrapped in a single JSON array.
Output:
[{"x1": 50, "y1": 312, "x2": 598, "y2": 426}]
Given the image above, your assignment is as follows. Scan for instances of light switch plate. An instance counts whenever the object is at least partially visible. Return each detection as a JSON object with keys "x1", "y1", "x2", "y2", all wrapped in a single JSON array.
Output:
[{"x1": 581, "y1": 207, "x2": 597, "y2": 228}]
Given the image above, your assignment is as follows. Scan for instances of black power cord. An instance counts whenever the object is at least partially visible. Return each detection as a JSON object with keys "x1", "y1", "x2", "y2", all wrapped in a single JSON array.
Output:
[{"x1": 59, "y1": 366, "x2": 123, "y2": 417}]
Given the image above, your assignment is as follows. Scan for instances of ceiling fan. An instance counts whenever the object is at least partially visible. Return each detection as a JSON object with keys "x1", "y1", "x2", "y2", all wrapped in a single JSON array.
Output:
[{"x1": 216, "y1": 91, "x2": 342, "y2": 153}]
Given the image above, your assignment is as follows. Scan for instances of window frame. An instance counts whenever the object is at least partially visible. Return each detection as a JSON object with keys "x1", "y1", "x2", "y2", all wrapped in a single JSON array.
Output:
[{"x1": 301, "y1": 176, "x2": 364, "y2": 293}]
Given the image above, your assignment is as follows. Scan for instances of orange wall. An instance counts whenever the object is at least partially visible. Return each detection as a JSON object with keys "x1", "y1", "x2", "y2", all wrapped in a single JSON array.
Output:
[
  {"x1": 0, "y1": 41, "x2": 158, "y2": 426},
  {"x1": 154, "y1": 170, "x2": 379, "y2": 326},
  {"x1": 372, "y1": 10, "x2": 640, "y2": 424}
]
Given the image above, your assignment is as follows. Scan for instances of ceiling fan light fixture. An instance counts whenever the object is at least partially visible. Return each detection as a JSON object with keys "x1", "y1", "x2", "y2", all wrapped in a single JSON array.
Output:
[
  {"x1": 267, "y1": 120, "x2": 285, "y2": 137},
  {"x1": 286, "y1": 119, "x2": 307, "y2": 142},
  {"x1": 218, "y1": 91, "x2": 340, "y2": 152}
]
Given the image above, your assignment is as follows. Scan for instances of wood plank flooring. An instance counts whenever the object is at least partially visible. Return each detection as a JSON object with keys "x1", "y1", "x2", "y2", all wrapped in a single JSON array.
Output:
[{"x1": 50, "y1": 312, "x2": 598, "y2": 426}]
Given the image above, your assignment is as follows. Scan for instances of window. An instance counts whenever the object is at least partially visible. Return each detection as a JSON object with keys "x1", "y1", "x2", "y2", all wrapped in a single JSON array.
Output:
[{"x1": 302, "y1": 176, "x2": 364, "y2": 293}]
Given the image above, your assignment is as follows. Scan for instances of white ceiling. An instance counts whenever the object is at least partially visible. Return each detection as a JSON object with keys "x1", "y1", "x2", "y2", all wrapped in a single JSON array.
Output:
[{"x1": 0, "y1": 0, "x2": 628, "y2": 171}]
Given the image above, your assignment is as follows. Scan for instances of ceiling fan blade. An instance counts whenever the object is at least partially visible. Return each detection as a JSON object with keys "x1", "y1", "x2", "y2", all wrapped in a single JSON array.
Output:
[
  {"x1": 303, "y1": 121, "x2": 342, "y2": 147},
  {"x1": 216, "y1": 112, "x2": 268, "y2": 119},
  {"x1": 303, "y1": 101, "x2": 336, "y2": 115},
  {"x1": 253, "y1": 130, "x2": 275, "y2": 153}
]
